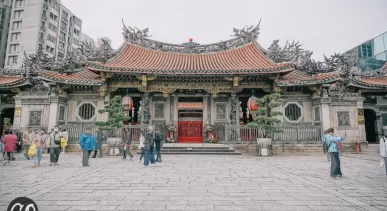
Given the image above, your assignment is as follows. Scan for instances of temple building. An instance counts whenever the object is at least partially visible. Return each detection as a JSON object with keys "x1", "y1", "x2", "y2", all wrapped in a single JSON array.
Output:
[{"x1": 1, "y1": 21, "x2": 387, "y2": 146}]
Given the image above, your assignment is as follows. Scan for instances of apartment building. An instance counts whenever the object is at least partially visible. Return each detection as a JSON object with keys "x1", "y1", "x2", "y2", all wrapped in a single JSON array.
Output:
[
  {"x1": 0, "y1": 0, "x2": 12, "y2": 67},
  {"x1": 4, "y1": 0, "x2": 83, "y2": 69}
]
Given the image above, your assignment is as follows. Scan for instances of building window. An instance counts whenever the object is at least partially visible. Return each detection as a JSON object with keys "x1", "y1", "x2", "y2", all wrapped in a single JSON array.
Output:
[
  {"x1": 59, "y1": 31, "x2": 66, "y2": 42},
  {"x1": 15, "y1": 0, "x2": 25, "y2": 8},
  {"x1": 45, "y1": 46, "x2": 54, "y2": 54},
  {"x1": 49, "y1": 12, "x2": 57, "y2": 21},
  {"x1": 59, "y1": 106, "x2": 65, "y2": 121},
  {"x1": 48, "y1": 23, "x2": 57, "y2": 32},
  {"x1": 337, "y1": 111, "x2": 350, "y2": 126},
  {"x1": 314, "y1": 107, "x2": 320, "y2": 122},
  {"x1": 9, "y1": 44, "x2": 19, "y2": 53},
  {"x1": 62, "y1": 11, "x2": 68, "y2": 19},
  {"x1": 14, "y1": 10, "x2": 23, "y2": 18},
  {"x1": 59, "y1": 42, "x2": 65, "y2": 51},
  {"x1": 284, "y1": 103, "x2": 302, "y2": 122},
  {"x1": 11, "y1": 32, "x2": 21, "y2": 41},
  {"x1": 7, "y1": 56, "x2": 18, "y2": 65},
  {"x1": 29, "y1": 111, "x2": 42, "y2": 126},
  {"x1": 78, "y1": 103, "x2": 96, "y2": 120},
  {"x1": 73, "y1": 28, "x2": 80, "y2": 36},
  {"x1": 12, "y1": 21, "x2": 22, "y2": 30},
  {"x1": 47, "y1": 34, "x2": 56, "y2": 43}
]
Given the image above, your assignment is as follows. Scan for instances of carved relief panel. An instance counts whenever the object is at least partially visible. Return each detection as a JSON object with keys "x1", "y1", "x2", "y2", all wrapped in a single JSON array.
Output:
[
  {"x1": 215, "y1": 103, "x2": 227, "y2": 121},
  {"x1": 154, "y1": 103, "x2": 165, "y2": 120},
  {"x1": 29, "y1": 111, "x2": 42, "y2": 126},
  {"x1": 337, "y1": 111, "x2": 350, "y2": 126}
]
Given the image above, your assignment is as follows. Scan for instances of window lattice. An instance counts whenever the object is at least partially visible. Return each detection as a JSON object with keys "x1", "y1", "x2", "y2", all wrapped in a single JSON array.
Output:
[
  {"x1": 78, "y1": 103, "x2": 95, "y2": 120},
  {"x1": 285, "y1": 103, "x2": 302, "y2": 121}
]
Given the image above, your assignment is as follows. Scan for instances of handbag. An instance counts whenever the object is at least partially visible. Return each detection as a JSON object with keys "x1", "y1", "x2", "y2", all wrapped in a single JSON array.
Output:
[
  {"x1": 28, "y1": 143, "x2": 37, "y2": 158},
  {"x1": 337, "y1": 141, "x2": 343, "y2": 152},
  {"x1": 54, "y1": 138, "x2": 61, "y2": 145},
  {"x1": 60, "y1": 137, "x2": 67, "y2": 147}
]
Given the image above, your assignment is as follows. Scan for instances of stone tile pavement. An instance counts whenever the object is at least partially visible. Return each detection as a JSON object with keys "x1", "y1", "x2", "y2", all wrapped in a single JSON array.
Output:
[{"x1": 0, "y1": 151, "x2": 386, "y2": 211}]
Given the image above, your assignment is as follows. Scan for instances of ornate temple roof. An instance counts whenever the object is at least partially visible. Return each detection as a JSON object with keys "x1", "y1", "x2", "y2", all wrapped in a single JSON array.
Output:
[
  {"x1": 350, "y1": 62, "x2": 387, "y2": 88},
  {"x1": 38, "y1": 69, "x2": 103, "y2": 85},
  {"x1": 276, "y1": 70, "x2": 340, "y2": 86},
  {"x1": 87, "y1": 42, "x2": 294, "y2": 75},
  {"x1": 0, "y1": 76, "x2": 28, "y2": 88}
]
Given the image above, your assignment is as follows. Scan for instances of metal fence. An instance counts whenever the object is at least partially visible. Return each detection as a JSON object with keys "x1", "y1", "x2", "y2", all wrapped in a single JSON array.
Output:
[
  {"x1": 216, "y1": 123, "x2": 321, "y2": 144},
  {"x1": 59, "y1": 123, "x2": 147, "y2": 144}
]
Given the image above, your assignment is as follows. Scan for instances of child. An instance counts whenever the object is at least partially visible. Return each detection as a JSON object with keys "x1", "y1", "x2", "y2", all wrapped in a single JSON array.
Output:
[{"x1": 138, "y1": 133, "x2": 145, "y2": 162}]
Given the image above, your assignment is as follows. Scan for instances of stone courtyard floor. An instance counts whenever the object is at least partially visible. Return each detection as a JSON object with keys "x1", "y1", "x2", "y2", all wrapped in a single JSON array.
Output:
[{"x1": 0, "y1": 152, "x2": 386, "y2": 211}]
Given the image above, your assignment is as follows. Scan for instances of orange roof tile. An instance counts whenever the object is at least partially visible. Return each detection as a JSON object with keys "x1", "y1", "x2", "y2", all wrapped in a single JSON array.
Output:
[
  {"x1": 276, "y1": 70, "x2": 340, "y2": 86},
  {"x1": 0, "y1": 76, "x2": 25, "y2": 87},
  {"x1": 87, "y1": 43, "x2": 294, "y2": 74},
  {"x1": 39, "y1": 69, "x2": 103, "y2": 85}
]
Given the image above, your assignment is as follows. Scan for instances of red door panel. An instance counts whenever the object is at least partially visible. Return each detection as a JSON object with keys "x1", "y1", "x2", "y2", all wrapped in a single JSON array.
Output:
[{"x1": 178, "y1": 121, "x2": 203, "y2": 143}]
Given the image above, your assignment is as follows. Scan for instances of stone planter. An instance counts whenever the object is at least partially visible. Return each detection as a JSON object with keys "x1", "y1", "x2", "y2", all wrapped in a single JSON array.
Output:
[
  {"x1": 107, "y1": 137, "x2": 122, "y2": 156},
  {"x1": 257, "y1": 138, "x2": 272, "y2": 156}
]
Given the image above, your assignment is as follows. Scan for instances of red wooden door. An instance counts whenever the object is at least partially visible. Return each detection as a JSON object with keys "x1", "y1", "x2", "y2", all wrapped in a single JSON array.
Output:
[{"x1": 178, "y1": 121, "x2": 203, "y2": 143}]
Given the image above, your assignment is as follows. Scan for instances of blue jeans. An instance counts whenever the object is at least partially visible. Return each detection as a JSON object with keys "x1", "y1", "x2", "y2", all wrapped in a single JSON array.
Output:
[
  {"x1": 329, "y1": 152, "x2": 342, "y2": 177},
  {"x1": 144, "y1": 150, "x2": 155, "y2": 166},
  {"x1": 33, "y1": 148, "x2": 43, "y2": 164},
  {"x1": 139, "y1": 148, "x2": 145, "y2": 161}
]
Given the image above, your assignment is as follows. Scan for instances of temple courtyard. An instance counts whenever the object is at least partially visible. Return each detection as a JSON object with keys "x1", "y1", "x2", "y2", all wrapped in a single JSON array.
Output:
[{"x1": 0, "y1": 151, "x2": 386, "y2": 211}]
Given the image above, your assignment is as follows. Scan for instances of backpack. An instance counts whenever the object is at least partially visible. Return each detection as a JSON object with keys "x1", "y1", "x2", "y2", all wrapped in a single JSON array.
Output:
[
  {"x1": 28, "y1": 143, "x2": 37, "y2": 158},
  {"x1": 154, "y1": 133, "x2": 163, "y2": 142}
]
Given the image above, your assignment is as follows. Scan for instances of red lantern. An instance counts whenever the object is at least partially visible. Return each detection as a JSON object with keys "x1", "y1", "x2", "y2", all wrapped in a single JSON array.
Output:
[
  {"x1": 247, "y1": 96, "x2": 259, "y2": 112},
  {"x1": 189, "y1": 38, "x2": 193, "y2": 42},
  {"x1": 121, "y1": 96, "x2": 133, "y2": 111}
]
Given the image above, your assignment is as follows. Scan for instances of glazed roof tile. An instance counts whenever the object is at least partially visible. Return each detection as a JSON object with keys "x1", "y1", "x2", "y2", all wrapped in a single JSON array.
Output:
[
  {"x1": 39, "y1": 69, "x2": 103, "y2": 85},
  {"x1": 351, "y1": 62, "x2": 387, "y2": 88},
  {"x1": 276, "y1": 70, "x2": 340, "y2": 86},
  {"x1": 87, "y1": 42, "x2": 294, "y2": 74},
  {"x1": 0, "y1": 76, "x2": 26, "y2": 87}
]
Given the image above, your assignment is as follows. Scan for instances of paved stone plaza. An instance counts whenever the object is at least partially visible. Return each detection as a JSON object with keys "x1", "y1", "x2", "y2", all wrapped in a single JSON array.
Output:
[{"x1": 0, "y1": 152, "x2": 386, "y2": 211}]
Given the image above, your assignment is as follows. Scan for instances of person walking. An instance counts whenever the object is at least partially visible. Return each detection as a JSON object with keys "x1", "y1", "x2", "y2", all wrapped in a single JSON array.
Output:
[
  {"x1": 79, "y1": 128, "x2": 96, "y2": 167},
  {"x1": 138, "y1": 132, "x2": 145, "y2": 162},
  {"x1": 15, "y1": 129, "x2": 23, "y2": 153},
  {"x1": 92, "y1": 128, "x2": 105, "y2": 158},
  {"x1": 22, "y1": 128, "x2": 34, "y2": 160},
  {"x1": 3, "y1": 130, "x2": 17, "y2": 165},
  {"x1": 60, "y1": 129, "x2": 69, "y2": 153},
  {"x1": 154, "y1": 131, "x2": 163, "y2": 162},
  {"x1": 380, "y1": 131, "x2": 387, "y2": 175},
  {"x1": 325, "y1": 128, "x2": 344, "y2": 178},
  {"x1": 32, "y1": 130, "x2": 46, "y2": 167},
  {"x1": 49, "y1": 126, "x2": 62, "y2": 166},
  {"x1": 122, "y1": 128, "x2": 135, "y2": 161},
  {"x1": 144, "y1": 126, "x2": 156, "y2": 166},
  {"x1": 322, "y1": 130, "x2": 330, "y2": 161}
]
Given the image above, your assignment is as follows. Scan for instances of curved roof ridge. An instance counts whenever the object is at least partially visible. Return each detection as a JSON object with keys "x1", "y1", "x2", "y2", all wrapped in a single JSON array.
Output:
[{"x1": 121, "y1": 20, "x2": 261, "y2": 54}]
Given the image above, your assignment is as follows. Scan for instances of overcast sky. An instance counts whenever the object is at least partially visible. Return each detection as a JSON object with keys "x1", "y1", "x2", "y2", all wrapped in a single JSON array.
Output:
[{"x1": 62, "y1": 0, "x2": 387, "y2": 60}]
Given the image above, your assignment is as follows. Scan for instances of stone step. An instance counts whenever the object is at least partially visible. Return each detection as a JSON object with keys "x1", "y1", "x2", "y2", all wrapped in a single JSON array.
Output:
[
  {"x1": 162, "y1": 146, "x2": 230, "y2": 150},
  {"x1": 161, "y1": 149, "x2": 237, "y2": 153},
  {"x1": 160, "y1": 151, "x2": 242, "y2": 155}
]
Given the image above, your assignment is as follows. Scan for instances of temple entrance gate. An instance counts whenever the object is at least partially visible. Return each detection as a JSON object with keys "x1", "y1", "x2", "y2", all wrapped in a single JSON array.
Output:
[{"x1": 177, "y1": 97, "x2": 203, "y2": 143}]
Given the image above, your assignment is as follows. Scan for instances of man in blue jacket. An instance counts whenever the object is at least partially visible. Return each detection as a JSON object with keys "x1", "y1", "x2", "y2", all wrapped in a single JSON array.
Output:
[{"x1": 79, "y1": 128, "x2": 96, "y2": 167}]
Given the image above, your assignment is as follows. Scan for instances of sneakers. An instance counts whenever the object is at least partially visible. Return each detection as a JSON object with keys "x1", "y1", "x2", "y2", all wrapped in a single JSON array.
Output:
[
  {"x1": 130, "y1": 157, "x2": 135, "y2": 161},
  {"x1": 49, "y1": 163, "x2": 53, "y2": 166},
  {"x1": 122, "y1": 158, "x2": 126, "y2": 161}
]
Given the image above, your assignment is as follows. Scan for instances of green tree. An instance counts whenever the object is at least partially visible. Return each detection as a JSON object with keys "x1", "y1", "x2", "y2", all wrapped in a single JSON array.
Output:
[
  {"x1": 95, "y1": 95, "x2": 130, "y2": 130},
  {"x1": 248, "y1": 93, "x2": 283, "y2": 138}
]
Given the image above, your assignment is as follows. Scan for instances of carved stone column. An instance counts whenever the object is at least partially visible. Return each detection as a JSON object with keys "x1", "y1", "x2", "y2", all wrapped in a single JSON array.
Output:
[
  {"x1": 207, "y1": 96, "x2": 211, "y2": 124},
  {"x1": 230, "y1": 93, "x2": 237, "y2": 125},
  {"x1": 320, "y1": 96, "x2": 331, "y2": 132},
  {"x1": 13, "y1": 95, "x2": 22, "y2": 130},
  {"x1": 143, "y1": 93, "x2": 150, "y2": 125},
  {"x1": 170, "y1": 95, "x2": 174, "y2": 124}
]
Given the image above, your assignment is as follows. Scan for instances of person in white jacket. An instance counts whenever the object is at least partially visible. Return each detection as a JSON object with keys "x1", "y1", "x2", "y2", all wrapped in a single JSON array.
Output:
[
  {"x1": 380, "y1": 132, "x2": 387, "y2": 175},
  {"x1": 138, "y1": 132, "x2": 145, "y2": 162}
]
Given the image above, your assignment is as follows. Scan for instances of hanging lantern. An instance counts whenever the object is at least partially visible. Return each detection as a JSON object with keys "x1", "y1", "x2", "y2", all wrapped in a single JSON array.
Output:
[
  {"x1": 247, "y1": 96, "x2": 259, "y2": 118},
  {"x1": 121, "y1": 96, "x2": 133, "y2": 111}
]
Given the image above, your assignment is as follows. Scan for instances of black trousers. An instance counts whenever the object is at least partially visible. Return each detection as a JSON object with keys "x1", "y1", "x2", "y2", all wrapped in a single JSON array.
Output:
[
  {"x1": 330, "y1": 152, "x2": 342, "y2": 177},
  {"x1": 50, "y1": 147, "x2": 61, "y2": 163},
  {"x1": 92, "y1": 148, "x2": 103, "y2": 157}
]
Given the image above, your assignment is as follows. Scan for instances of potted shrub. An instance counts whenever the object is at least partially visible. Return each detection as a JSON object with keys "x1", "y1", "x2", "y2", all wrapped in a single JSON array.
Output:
[
  {"x1": 95, "y1": 95, "x2": 130, "y2": 155},
  {"x1": 248, "y1": 93, "x2": 283, "y2": 156}
]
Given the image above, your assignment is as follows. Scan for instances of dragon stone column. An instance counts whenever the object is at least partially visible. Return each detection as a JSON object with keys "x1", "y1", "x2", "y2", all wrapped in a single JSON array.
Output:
[
  {"x1": 143, "y1": 92, "x2": 150, "y2": 125},
  {"x1": 230, "y1": 93, "x2": 238, "y2": 125}
]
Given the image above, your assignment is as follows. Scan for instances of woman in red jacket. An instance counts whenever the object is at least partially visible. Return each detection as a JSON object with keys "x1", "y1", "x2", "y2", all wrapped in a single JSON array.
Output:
[{"x1": 3, "y1": 130, "x2": 17, "y2": 165}]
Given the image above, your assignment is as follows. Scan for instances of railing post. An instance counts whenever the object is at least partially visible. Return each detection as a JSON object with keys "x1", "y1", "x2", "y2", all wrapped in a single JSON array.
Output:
[{"x1": 296, "y1": 124, "x2": 299, "y2": 143}]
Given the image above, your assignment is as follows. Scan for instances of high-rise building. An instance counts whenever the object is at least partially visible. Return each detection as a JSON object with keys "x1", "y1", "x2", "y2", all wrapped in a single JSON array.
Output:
[
  {"x1": 343, "y1": 31, "x2": 387, "y2": 71},
  {"x1": 0, "y1": 0, "x2": 12, "y2": 68},
  {"x1": 3, "y1": 0, "x2": 84, "y2": 69}
]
